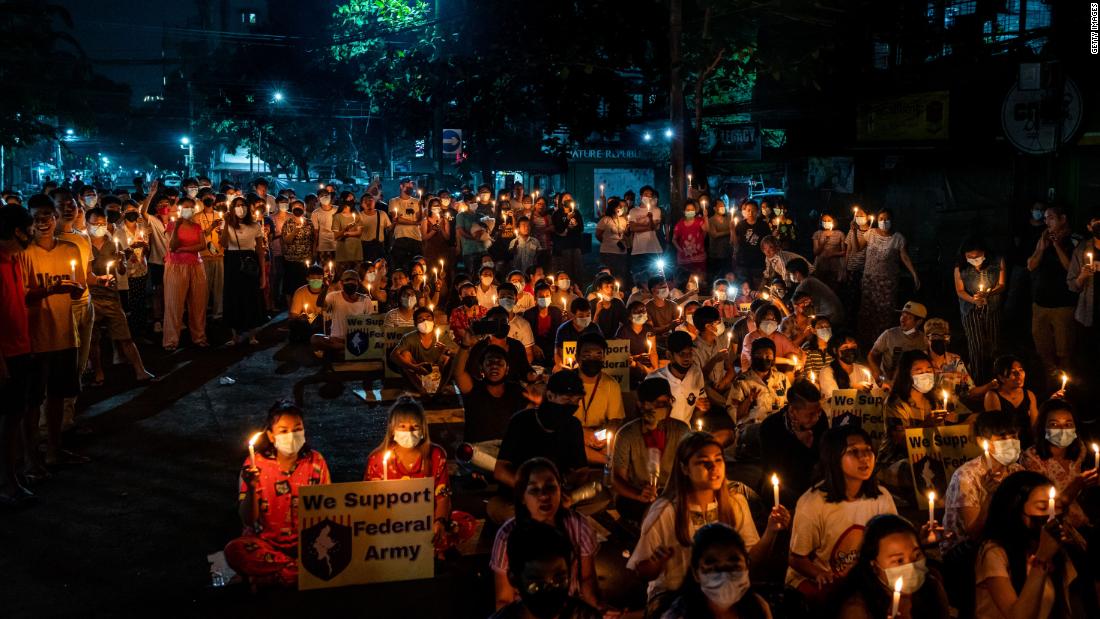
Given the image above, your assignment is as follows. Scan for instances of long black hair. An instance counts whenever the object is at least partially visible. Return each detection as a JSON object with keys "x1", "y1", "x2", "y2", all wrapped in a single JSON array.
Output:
[
  {"x1": 836, "y1": 514, "x2": 950, "y2": 618},
  {"x1": 513, "y1": 457, "x2": 569, "y2": 531},
  {"x1": 664, "y1": 523, "x2": 769, "y2": 619},
  {"x1": 956, "y1": 235, "x2": 992, "y2": 272},
  {"x1": 254, "y1": 400, "x2": 311, "y2": 459},
  {"x1": 816, "y1": 425, "x2": 882, "y2": 503},
  {"x1": 1033, "y1": 399, "x2": 1083, "y2": 462},
  {"x1": 826, "y1": 331, "x2": 858, "y2": 390},
  {"x1": 980, "y1": 471, "x2": 1054, "y2": 593},
  {"x1": 886, "y1": 349, "x2": 932, "y2": 407}
]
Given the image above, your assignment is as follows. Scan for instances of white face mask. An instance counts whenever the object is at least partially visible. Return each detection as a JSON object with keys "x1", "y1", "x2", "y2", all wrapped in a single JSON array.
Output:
[
  {"x1": 499, "y1": 298, "x2": 516, "y2": 312},
  {"x1": 557, "y1": 279, "x2": 570, "y2": 291},
  {"x1": 416, "y1": 320, "x2": 434, "y2": 334},
  {"x1": 480, "y1": 275, "x2": 494, "y2": 287},
  {"x1": 393, "y1": 430, "x2": 422, "y2": 449},
  {"x1": 991, "y1": 438, "x2": 1021, "y2": 465},
  {"x1": 185, "y1": 187, "x2": 199, "y2": 198},
  {"x1": 642, "y1": 196, "x2": 655, "y2": 208},
  {"x1": 179, "y1": 207, "x2": 194, "y2": 219},
  {"x1": 684, "y1": 210, "x2": 696, "y2": 219},
  {"x1": 966, "y1": 256, "x2": 985, "y2": 267},
  {"x1": 278, "y1": 202, "x2": 289, "y2": 212},
  {"x1": 319, "y1": 196, "x2": 332, "y2": 206},
  {"x1": 698, "y1": 570, "x2": 751, "y2": 608},
  {"x1": 631, "y1": 313, "x2": 647, "y2": 325},
  {"x1": 401, "y1": 296, "x2": 417, "y2": 309},
  {"x1": 273, "y1": 430, "x2": 306, "y2": 456},
  {"x1": 1046, "y1": 428, "x2": 1077, "y2": 448},
  {"x1": 816, "y1": 328, "x2": 832, "y2": 342},
  {"x1": 574, "y1": 316, "x2": 591, "y2": 329},
  {"x1": 537, "y1": 297, "x2": 551, "y2": 308},
  {"x1": 478, "y1": 193, "x2": 491, "y2": 203},
  {"x1": 855, "y1": 216, "x2": 867, "y2": 226},
  {"x1": 440, "y1": 198, "x2": 451, "y2": 207},
  {"x1": 655, "y1": 288, "x2": 669, "y2": 300},
  {"x1": 760, "y1": 320, "x2": 778, "y2": 335},
  {"x1": 233, "y1": 206, "x2": 245, "y2": 218},
  {"x1": 881, "y1": 558, "x2": 927, "y2": 594},
  {"x1": 83, "y1": 195, "x2": 97, "y2": 207},
  {"x1": 823, "y1": 221, "x2": 834, "y2": 231},
  {"x1": 912, "y1": 372, "x2": 935, "y2": 394},
  {"x1": 365, "y1": 271, "x2": 377, "y2": 283},
  {"x1": 903, "y1": 327, "x2": 918, "y2": 336},
  {"x1": 878, "y1": 219, "x2": 892, "y2": 231},
  {"x1": 89, "y1": 225, "x2": 108, "y2": 238},
  {"x1": 712, "y1": 322, "x2": 726, "y2": 337},
  {"x1": 431, "y1": 207, "x2": 441, "y2": 217}
]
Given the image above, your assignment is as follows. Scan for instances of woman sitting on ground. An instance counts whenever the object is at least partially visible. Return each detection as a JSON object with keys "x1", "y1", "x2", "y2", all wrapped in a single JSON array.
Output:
[{"x1": 660, "y1": 523, "x2": 773, "y2": 619}]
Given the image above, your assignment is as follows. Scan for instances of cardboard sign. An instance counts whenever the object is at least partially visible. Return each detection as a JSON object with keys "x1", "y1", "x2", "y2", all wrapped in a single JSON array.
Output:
[
  {"x1": 345, "y1": 314, "x2": 382, "y2": 361},
  {"x1": 298, "y1": 478, "x2": 434, "y2": 590},
  {"x1": 822, "y1": 388, "x2": 887, "y2": 449},
  {"x1": 904, "y1": 424, "x2": 981, "y2": 507},
  {"x1": 561, "y1": 339, "x2": 631, "y2": 392}
]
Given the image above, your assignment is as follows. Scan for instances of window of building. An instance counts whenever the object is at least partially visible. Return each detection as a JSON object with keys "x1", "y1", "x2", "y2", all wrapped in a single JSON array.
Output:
[{"x1": 241, "y1": 11, "x2": 257, "y2": 25}]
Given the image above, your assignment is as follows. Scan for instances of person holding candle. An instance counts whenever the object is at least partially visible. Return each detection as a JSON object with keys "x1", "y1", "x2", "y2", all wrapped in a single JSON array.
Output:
[
  {"x1": 779, "y1": 291, "x2": 817, "y2": 349},
  {"x1": 1026, "y1": 204, "x2": 1078, "y2": 385},
  {"x1": 628, "y1": 432, "x2": 789, "y2": 611},
  {"x1": 954, "y1": 236, "x2": 1005, "y2": 383},
  {"x1": 759, "y1": 379, "x2": 827, "y2": 508},
  {"x1": 161, "y1": 197, "x2": 208, "y2": 351},
  {"x1": 859, "y1": 208, "x2": 920, "y2": 346},
  {"x1": 522, "y1": 281, "x2": 566, "y2": 369},
  {"x1": 660, "y1": 523, "x2": 774, "y2": 619},
  {"x1": 310, "y1": 270, "x2": 370, "y2": 354},
  {"x1": 594, "y1": 198, "x2": 629, "y2": 286},
  {"x1": 383, "y1": 284, "x2": 418, "y2": 328},
  {"x1": 309, "y1": 188, "x2": 337, "y2": 266},
  {"x1": 923, "y1": 318, "x2": 996, "y2": 407},
  {"x1": 811, "y1": 212, "x2": 847, "y2": 290},
  {"x1": 356, "y1": 192, "x2": 391, "y2": 263},
  {"x1": 551, "y1": 195, "x2": 586, "y2": 285},
  {"x1": 569, "y1": 333, "x2": 624, "y2": 466},
  {"x1": 553, "y1": 297, "x2": 603, "y2": 370},
  {"x1": 878, "y1": 350, "x2": 954, "y2": 490},
  {"x1": 83, "y1": 209, "x2": 155, "y2": 385},
  {"x1": 286, "y1": 264, "x2": 328, "y2": 346},
  {"x1": 116, "y1": 200, "x2": 151, "y2": 334},
  {"x1": 447, "y1": 281, "x2": 488, "y2": 342},
  {"x1": 843, "y1": 204, "x2": 874, "y2": 312},
  {"x1": 984, "y1": 355, "x2": 1043, "y2": 450},
  {"x1": 0, "y1": 204, "x2": 36, "y2": 503},
  {"x1": 739, "y1": 304, "x2": 799, "y2": 373},
  {"x1": 225, "y1": 400, "x2": 330, "y2": 588},
  {"x1": 817, "y1": 331, "x2": 873, "y2": 399},
  {"x1": 732, "y1": 199, "x2": 771, "y2": 286},
  {"x1": 330, "y1": 191, "x2": 362, "y2": 273},
  {"x1": 1021, "y1": 399, "x2": 1098, "y2": 530},
  {"x1": 280, "y1": 199, "x2": 315, "y2": 310},
  {"x1": 628, "y1": 186, "x2": 665, "y2": 269},
  {"x1": 219, "y1": 196, "x2": 265, "y2": 347},
  {"x1": 867, "y1": 300, "x2": 927, "y2": 388},
  {"x1": 645, "y1": 276, "x2": 683, "y2": 336},
  {"x1": 390, "y1": 307, "x2": 456, "y2": 398},
  {"x1": 672, "y1": 198, "x2": 707, "y2": 279},
  {"x1": 363, "y1": 397, "x2": 457, "y2": 554},
  {"x1": 973, "y1": 470, "x2": 1086, "y2": 619},
  {"x1": 589, "y1": 274, "x2": 629, "y2": 338},
  {"x1": 759, "y1": 235, "x2": 807, "y2": 290},
  {"x1": 727, "y1": 337, "x2": 791, "y2": 456},
  {"x1": 786, "y1": 425, "x2": 897, "y2": 603},
  {"x1": 1066, "y1": 211, "x2": 1099, "y2": 357},
  {"x1": 836, "y1": 514, "x2": 951, "y2": 619}
]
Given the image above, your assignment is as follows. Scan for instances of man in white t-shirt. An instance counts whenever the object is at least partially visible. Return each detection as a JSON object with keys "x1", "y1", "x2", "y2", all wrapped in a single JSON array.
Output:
[
  {"x1": 645, "y1": 331, "x2": 706, "y2": 424},
  {"x1": 496, "y1": 283, "x2": 535, "y2": 362},
  {"x1": 628, "y1": 185, "x2": 663, "y2": 257},
  {"x1": 311, "y1": 270, "x2": 370, "y2": 353},
  {"x1": 311, "y1": 189, "x2": 337, "y2": 259},
  {"x1": 387, "y1": 178, "x2": 422, "y2": 269}
]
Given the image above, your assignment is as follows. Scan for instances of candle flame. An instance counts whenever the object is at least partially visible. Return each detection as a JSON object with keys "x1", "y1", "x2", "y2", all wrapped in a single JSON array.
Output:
[
  {"x1": 383, "y1": 450, "x2": 392, "y2": 461},
  {"x1": 894, "y1": 577, "x2": 903, "y2": 593},
  {"x1": 1092, "y1": 443, "x2": 1099, "y2": 453},
  {"x1": 928, "y1": 490, "x2": 936, "y2": 502},
  {"x1": 982, "y1": 439, "x2": 990, "y2": 453},
  {"x1": 771, "y1": 473, "x2": 779, "y2": 487},
  {"x1": 248, "y1": 432, "x2": 263, "y2": 447},
  {"x1": 1049, "y1": 486, "x2": 1056, "y2": 500}
]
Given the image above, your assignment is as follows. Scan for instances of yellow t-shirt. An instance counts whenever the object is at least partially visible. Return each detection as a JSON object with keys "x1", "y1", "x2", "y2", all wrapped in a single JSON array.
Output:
[
  {"x1": 57, "y1": 230, "x2": 91, "y2": 302},
  {"x1": 575, "y1": 371, "x2": 625, "y2": 428},
  {"x1": 21, "y1": 240, "x2": 85, "y2": 352}
]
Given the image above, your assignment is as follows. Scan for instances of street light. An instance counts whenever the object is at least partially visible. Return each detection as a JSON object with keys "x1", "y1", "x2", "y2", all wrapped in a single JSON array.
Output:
[
  {"x1": 664, "y1": 128, "x2": 673, "y2": 139},
  {"x1": 65, "y1": 129, "x2": 74, "y2": 136},
  {"x1": 180, "y1": 136, "x2": 190, "y2": 145},
  {"x1": 180, "y1": 136, "x2": 194, "y2": 177},
  {"x1": 273, "y1": 91, "x2": 284, "y2": 103},
  {"x1": 643, "y1": 132, "x2": 652, "y2": 142},
  {"x1": 102, "y1": 156, "x2": 109, "y2": 164}
]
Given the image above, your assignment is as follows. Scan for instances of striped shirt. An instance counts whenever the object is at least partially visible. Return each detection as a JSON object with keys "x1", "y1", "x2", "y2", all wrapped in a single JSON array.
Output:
[{"x1": 490, "y1": 511, "x2": 598, "y2": 599}]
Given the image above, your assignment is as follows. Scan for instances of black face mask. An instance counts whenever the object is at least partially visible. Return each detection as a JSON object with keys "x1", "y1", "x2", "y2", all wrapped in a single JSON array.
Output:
[
  {"x1": 838, "y1": 349, "x2": 858, "y2": 364},
  {"x1": 124, "y1": 212, "x2": 140, "y2": 222},
  {"x1": 520, "y1": 586, "x2": 569, "y2": 619},
  {"x1": 751, "y1": 357, "x2": 773, "y2": 372},
  {"x1": 106, "y1": 210, "x2": 121, "y2": 224},
  {"x1": 462, "y1": 296, "x2": 479, "y2": 308},
  {"x1": 580, "y1": 359, "x2": 603, "y2": 377},
  {"x1": 669, "y1": 361, "x2": 691, "y2": 375},
  {"x1": 292, "y1": 209, "x2": 304, "y2": 217},
  {"x1": 493, "y1": 322, "x2": 509, "y2": 339},
  {"x1": 342, "y1": 283, "x2": 358, "y2": 295},
  {"x1": 930, "y1": 340, "x2": 947, "y2": 355},
  {"x1": 539, "y1": 400, "x2": 579, "y2": 428}
]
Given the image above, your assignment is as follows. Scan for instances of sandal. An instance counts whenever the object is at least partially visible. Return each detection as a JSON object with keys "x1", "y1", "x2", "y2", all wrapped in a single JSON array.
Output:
[{"x1": 46, "y1": 450, "x2": 91, "y2": 467}]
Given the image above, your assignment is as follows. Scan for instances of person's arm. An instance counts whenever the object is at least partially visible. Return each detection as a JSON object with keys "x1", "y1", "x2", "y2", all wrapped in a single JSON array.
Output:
[
  {"x1": 983, "y1": 531, "x2": 1059, "y2": 619},
  {"x1": 866, "y1": 349, "x2": 884, "y2": 386},
  {"x1": 953, "y1": 267, "x2": 975, "y2": 304},
  {"x1": 1026, "y1": 233, "x2": 1047, "y2": 272},
  {"x1": 1069, "y1": 250, "x2": 1094, "y2": 291},
  {"x1": 983, "y1": 391, "x2": 1001, "y2": 411},
  {"x1": 494, "y1": 571, "x2": 516, "y2": 610},
  {"x1": 493, "y1": 459, "x2": 517, "y2": 488},
  {"x1": 595, "y1": 218, "x2": 605, "y2": 242},
  {"x1": 141, "y1": 180, "x2": 159, "y2": 216},
  {"x1": 579, "y1": 554, "x2": 598, "y2": 608},
  {"x1": 812, "y1": 231, "x2": 825, "y2": 257},
  {"x1": 237, "y1": 469, "x2": 261, "y2": 528},
  {"x1": 788, "y1": 553, "x2": 835, "y2": 585},
  {"x1": 898, "y1": 238, "x2": 920, "y2": 290},
  {"x1": 453, "y1": 337, "x2": 474, "y2": 394}
]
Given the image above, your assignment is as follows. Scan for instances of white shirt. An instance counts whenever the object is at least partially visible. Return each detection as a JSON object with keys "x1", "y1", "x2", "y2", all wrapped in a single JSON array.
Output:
[
  {"x1": 224, "y1": 222, "x2": 261, "y2": 251},
  {"x1": 628, "y1": 206, "x2": 662, "y2": 255},
  {"x1": 818, "y1": 363, "x2": 873, "y2": 399},
  {"x1": 507, "y1": 313, "x2": 535, "y2": 348},
  {"x1": 324, "y1": 291, "x2": 370, "y2": 339},
  {"x1": 646, "y1": 365, "x2": 706, "y2": 423},
  {"x1": 388, "y1": 196, "x2": 422, "y2": 241},
  {"x1": 476, "y1": 283, "x2": 498, "y2": 310},
  {"x1": 311, "y1": 207, "x2": 336, "y2": 252}
]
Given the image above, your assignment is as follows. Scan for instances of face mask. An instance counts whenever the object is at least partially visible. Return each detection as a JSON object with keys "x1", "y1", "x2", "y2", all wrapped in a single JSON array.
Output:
[
  {"x1": 83, "y1": 195, "x2": 97, "y2": 207},
  {"x1": 855, "y1": 216, "x2": 867, "y2": 226},
  {"x1": 615, "y1": 208, "x2": 624, "y2": 217},
  {"x1": 88, "y1": 225, "x2": 108, "y2": 238},
  {"x1": 574, "y1": 316, "x2": 591, "y2": 329},
  {"x1": 1046, "y1": 428, "x2": 1077, "y2": 448},
  {"x1": 292, "y1": 208, "x2": 305, "y2": 217},
  {"x1": 642, "y1": 197, "x2": 655, "y2": 208},
  {"x1": 478, "y1": 193, "x2": 491, "y2": 203},
  {"x1": 1031, "y1": 209, "x2": 1044, "y2": 221},
  {"x1": 878, "y1": 219, "x2": 892, "y2": 231},
  {"x1": 760, "y1": 320, "x2": 778, "y2": 335},
  {"x1": 751, "y1": 356, "x2": 773, "y2": 372},
  {"x1": 912, "y1": 372, "x2": 935, "y2": 394},
  {"x1": 180, "y1": 207, "x2": 194, "y2": 219},
  {"x1": 991, "y1": 438, "x2": 1021, "y2": 465},
  {"x1": 184, "y1": 188, "x2": 198, "y2": 198},
  {"x1": 278, "y1": 203, "x2": 289, "y2": 212},
  {"x1": 106, "y1": 210, "x2": 121, "y2": 224},
  {"x1": 712, "y1": 322, "x2": 725, "y2": 337},
  {"x1": 364, "y1": 271, "x2": 377, "y2": 283},
  {"x1": 273, "y1": 430, "x2": 306, "y2": 456},
  {"x1": 462, "y1": 296, "x2": 479, "y2": 308},
  {"x1": 431, "y1": 207, "x2": 441, "y2": 217},
  {"x1": 499, "y1": 298, "x2": 516, "y2": 312},
  {"x1": 816, "y1": 328, "x2": 832, "y2": 342},
  {"x1": 307, "y1": 279, "x2": 324, "y2": 292},
  {"x1": 401, "y1": 296, "x2": 417, "y2": 309},
  {"x1": 823, "y1": 221, "x2": 834, "y2": 231},
  {"x1": 655, "y1": 288, "x2": 669, "y2": 300},
  {"x1": 580, "y1": 359, "x2": 603, "y2": 377},
  {"x1": 511, "y1": 282, "x2": 524, "y2": 294},
  {"x1": 699, "y1": 570, "x2": 751, "y2": 608},
  {"x1": 684, "y1": 210, "x2": 696, "y2": 219},
  {"x1": 441, "y1": 198, "x2": 451, "y2": 207},
  {"x1": 393, "y1": 429, "x2": 423, "y2": 449},
  {"x1": 520, "y1": 585, "x2": 569, "y2": 619},
  {"x1": 537, "y1": 297, "x2": 551, "y2": 308},
  {"x1": 319, "y1": 196, "x2": 331, "y2": 206},
  {"x1": 714, "y1": 290, "x2": 727, "y2": 301},
  {"x1": 233, "y1": 206, "x2": 245, "y2": 218},
  {"x1": 881, "y1": 559, "x2": 927, "y2": 595},
  {"x1": 641, "y1": 404, "x2": 670, "y2": 428},
  {"x1": 480, "y1": 275, "x2": 494, "y2": 287},
  {"x1": 930, "y1": 340, "x2": 947, "y2": 355},
  {"x1": 631, "y1": 313, "x2": 647, "y2": 325},
  {"x1": 557, "y1": 280, "x2": 570, "y2": 291},
  {"x1": 839, "y1": 349, "x2": 858, "y2": 364},
  {"x1": 124, "y1": 212, "x2": 140, "y2": 222},
  {"x1": 342, "y1": 283, "x2": 358, "y2": 295}
]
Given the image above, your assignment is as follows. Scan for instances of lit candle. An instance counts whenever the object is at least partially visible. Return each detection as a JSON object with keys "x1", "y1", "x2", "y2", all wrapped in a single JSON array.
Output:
[
  {"x1": 761, "y1": 291, "x2": 770, "y2": 301},
  {"x1": 1060, "y1": 372, "x2": 1068, "y2": 392},
  {"x1": 771, "y1": 473, "x2": 780, "y2": 507},
  {"x1": 693, "y1": 275, "x2": 699, "y2": 289},
  {"x1": 696, "y1": 419, "x2": 703, "y2": 432},
  {"x1": 305, "y1": 259, "x2": 311, "y2": 268},
  {"x1": 1093, "y1": 443, "x2": 1100, "y2": 474},
  {"x1": 303, "y1": 303, "x2": 309, "y2": 316},
  {"x1": 614, "y1": 280, "x2": 621, "y2": 294},
  {"x1": 863, "y1": 367, "x2": 873, "y2": 387},
  {"x1": 106, "y1": 260, "x2": 115, "y2": 277},
  {"x1": 327, "y1": 260, "x2": 334, "y2": 276},
  {"x1": 248, "y1": 432, "x2": 263, "y2": 468},
  {"x1": 733, "y1": 216, "x2": 739, "y2": 226},
  {"x1": 428, "y1": 303, "x2": 434, "y2": 313},
  {"x1": 69, "y1": 259, "x2": 76, "y2": 279},
  {"x1": 809, "y1": 370, "x2": 816, "y2": 384},
  {"x1": 435, "y1": 327, "x2": 441, "y2": 341},
  {"x1": 791, "y1": 354, "x2": 799, "y2": 368},
  {"x1": 891, "y1": 577, "x2": 902, "y2": 619},
  {"x1": 1048, "y1": 486, "x2": 1057, "y2": 522},
  {"x1": 727, "y1": 330, "x2": 733, "y2": 347},
  {"x1": 382, "y1": 450, "x2": 392, "y2": 481},
  {"x1": 646, "y1": 338, "x2": 652, "y2": 353},
  {"x1": 491, "y1": 294, "x2": 497, "y2": 305},
  {"x1": 1087, "y1": 252, "x2": 1094, "y2": 266},
  {"x1": 927, "y1": 490, "x2": 936, "y2": 528},
  {"x1": 869, "y1": 215, "x2": 876, "y2": 226},
  {"x1": 941, "y1": 389, "x2": 949, "y2": 412},
  {"x1": 561, "y1": 298, "x2": 567, "y2": 311},
  {"x1": 687, "y1": 172, "x2": 692, "y2": 186},
  {"x1": 677, "y1": 304, "x2": 683, "y2": 319}
]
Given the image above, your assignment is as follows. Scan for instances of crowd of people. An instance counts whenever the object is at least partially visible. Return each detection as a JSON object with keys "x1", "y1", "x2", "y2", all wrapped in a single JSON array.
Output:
[{"x1": 1, "y1": 174, "x2": 1099, "y2": 618}]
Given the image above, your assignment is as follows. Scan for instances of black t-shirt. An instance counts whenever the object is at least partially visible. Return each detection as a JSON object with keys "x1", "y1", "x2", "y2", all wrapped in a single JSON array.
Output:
[
  {"x1": 498, "y1": 407, "x2": 587, "y2": 477},
  {"x1": 554, "y1": 321, "x2": 604, "y2": 352},
  {"x1": 759, "y1": 406, "x2": 827, "y2": 507},
  {"x1": 468, "y1": 336, "x2": 532, "y2": 383},
  {"x1": 734, "y1": 219, "x2": 772, "y2": 268},
  {"x1": 593, "y1": 297, "x2": 628, "y2": 338},
  {"x1": 1031, "y1": 237, "x2": 1079, "y2": 308},
  {"x1": 463, "y1": 381, "x2": 529, "y2": 443}
]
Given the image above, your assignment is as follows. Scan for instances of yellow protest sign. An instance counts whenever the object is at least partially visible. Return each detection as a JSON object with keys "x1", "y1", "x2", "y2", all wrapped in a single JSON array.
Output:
[
  {"x1": 561, "y1": 339, "x2": 631, "y2": 392},
  {"x1": 904, "y1": 424, "x2": 981, "y2": 507},
  {"x1": 821, "y1": 388, "x2": 887, "y2": 449},
  {"x1": 298, "y1": 478, "x2": 434, "y2": 590},
  {"x1": 561, "y1": 341, "x2": 577, "y2": 370}
]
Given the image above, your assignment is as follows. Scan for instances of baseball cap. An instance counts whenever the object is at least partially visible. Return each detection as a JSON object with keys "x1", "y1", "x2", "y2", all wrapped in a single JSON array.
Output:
[
  {"x1": 923, "y1": 317, "x2": 950, "y2": 337},
  {"x1": 898, "y1": 301, "x2": 927, "y2": 319},
  {"x1": 546, "y1": 370, "x2": 585, "y2": 396},
  {"x1": 340, "y1": 270, "x2": 360, "y2": 284}
]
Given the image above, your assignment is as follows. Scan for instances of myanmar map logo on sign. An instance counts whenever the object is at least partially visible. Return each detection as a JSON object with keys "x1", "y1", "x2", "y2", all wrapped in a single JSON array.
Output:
[{"x1": 300, "y1": 517, "x2": 354, "y2": 582}]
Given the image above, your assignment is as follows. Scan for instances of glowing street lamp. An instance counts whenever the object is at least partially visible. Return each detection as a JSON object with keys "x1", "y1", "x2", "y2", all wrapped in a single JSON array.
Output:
[
  {"x1": 273, "y1": 91, "x2": 284, "y2": 103},
  {"x1": 642, "y1": 131, "x2": 652, "y2": 142},
  {"x1": 664, "y1": 128, "x2": 673, "y2": 139}
]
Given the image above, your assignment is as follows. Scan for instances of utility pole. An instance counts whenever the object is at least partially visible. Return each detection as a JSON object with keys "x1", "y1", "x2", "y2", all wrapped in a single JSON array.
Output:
[{"x1": 669, "y1": 0, "x2": 685, "y2": 220}]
